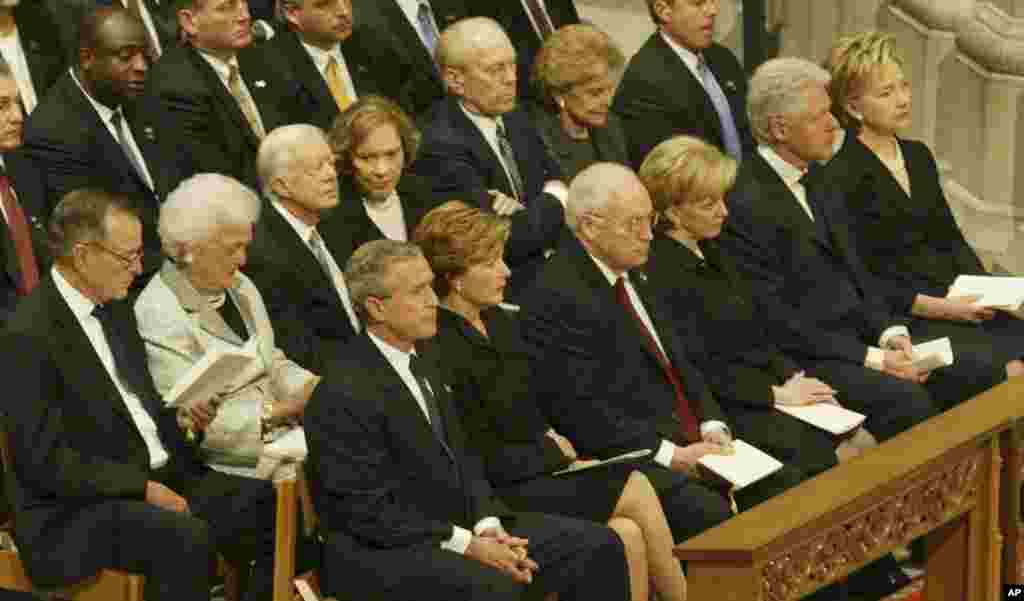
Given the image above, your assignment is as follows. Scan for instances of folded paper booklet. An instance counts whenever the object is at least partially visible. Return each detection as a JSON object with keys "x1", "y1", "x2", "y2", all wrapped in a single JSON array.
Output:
[
  {"x1": 775, "y1": 403, "x2": 866, "y2": 436},
  {"x1": 262, "y1": 427, "x2": 308, "y2": 461},
  {"x1": 552, "y1": 449, "x2": 652, "y2": 476},
  {"x1": 697, "y1": 439, "x2": 783, "y2": 490},
  {"x1": 911, "y1": 337, "x2": 954, "y2": 372},
  {"x1": 948, "y1": 275, "x2": 1024, "y2": 310},
  {"x1": 164, "y1": 348, "x2": 256, "y2": 409}
]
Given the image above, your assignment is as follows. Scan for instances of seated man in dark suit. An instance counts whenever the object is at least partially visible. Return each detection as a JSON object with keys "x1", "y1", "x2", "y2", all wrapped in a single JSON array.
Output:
[
  {"x1": 0, "y1": 0, "x2": 68, "y2": 114},
  {"x1": 245, "y1": 123, "x2": 361, "y2": 374},
  {"x1": 0, "y1": 55, "x2": 48, "y2": 325},
  {"x1": 23, "y1": 7, "x2": 171, "y2": 278},
  {"x1": 519, "y1": 162, "x2": 802, "y2": 544},
  {"x1": 613, "y1": 0, "x2": 751, "y2": 168},
  {"x1": 304, "y1": 238, "x2": 631, "y2": 601},
  {"x1": 346, "y1": 0, "x2": 470, "y2": 122},
  {"x1": 480, "y1": 0, "x2": 580, "y2": 101},
  {"x1": 147, "y1": 0, "x2": 289, "y2": 191},
  {"x1": 718, "y1": 57, "x2": 1000, "y2": 428},
  {"x1": 413, "y1": 17, "x2": 566, "y2": 302},
  {"x1": 1, "y1": 189, "x2": 281, "y2": 601},
  {"x1": 249, "y1": 0, "x2": 379, "y2": 130}
]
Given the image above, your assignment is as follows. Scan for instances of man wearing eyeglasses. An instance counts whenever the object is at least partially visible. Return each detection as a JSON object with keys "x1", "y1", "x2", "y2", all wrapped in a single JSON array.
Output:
[
  {"x1": 22, "y1": 6, "x2": 175, "y2": 280},
  {"x1": 413, "y1": 17, "x2": 566, "y2": 303},
  {"x1": 520, "y1": 162, "x2": 805, "y2": 545}
]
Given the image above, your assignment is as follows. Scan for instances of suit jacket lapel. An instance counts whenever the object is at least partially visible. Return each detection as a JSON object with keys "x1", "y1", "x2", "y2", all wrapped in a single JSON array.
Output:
[
  {"x1": 188, "y1": 48, "x2": 261, "y2": 151},
  {"x1": 652, "y1": 34, "x2": 723, "y2": 145},
  {"x1": 379, "y1": 0, "x2": 442, "y2": 85},
  {"x1": 281, "y1": 31, "x2": 337, "y2": 115},
  {"x1": 264, "y1": 199, "x2": 347, "y2": 313},
  {"x1": 158, "y1": 261, "x2": 246, "y2": 346},
  {"x1": 449, "y1": 100, "x2": 517, "y2": 197},
  {"x1": 752, "y1": 153, "x2": 831, "y2": 251}
]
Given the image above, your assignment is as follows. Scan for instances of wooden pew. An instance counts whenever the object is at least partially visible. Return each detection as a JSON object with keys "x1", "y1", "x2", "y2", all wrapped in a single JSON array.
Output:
[{"x1": 675, "y1": 378, "x2": 1024, "y2": 601}]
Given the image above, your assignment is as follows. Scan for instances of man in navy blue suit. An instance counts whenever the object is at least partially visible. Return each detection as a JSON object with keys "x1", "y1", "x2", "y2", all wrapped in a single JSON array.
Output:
[{"x1": 412, "y1": 17, "x2": 566, "y2": 302}]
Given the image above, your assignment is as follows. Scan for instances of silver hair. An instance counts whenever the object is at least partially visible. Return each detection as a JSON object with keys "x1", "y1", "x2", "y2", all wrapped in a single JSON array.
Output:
[
  {"x1": 159, "y1": 173, "x2": 262, "y2": 260},
  {"x1": 747, "y1": 57, "x2": 831, "y2": 145},
  {"x1": 256, "y1": 123, "x2": 329, "y2": 197},
  {"x1": 437, "y1": 17, "x2": 511, "y2": 72},
  {"x1": 345, "y1": 239, "x2": 424, "y2": 321},
  {"x1": 565, "y1": 162, "x2": 641, "y2": 231}
]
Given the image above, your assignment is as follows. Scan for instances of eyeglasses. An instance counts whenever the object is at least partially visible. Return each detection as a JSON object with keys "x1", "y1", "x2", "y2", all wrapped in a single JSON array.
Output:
[
  {"x1": 86, "y1": 242, "x2": 144, "y2": 266},
  {"x1": 588, "y1": 211, "x2": 660, "y2": 235}
]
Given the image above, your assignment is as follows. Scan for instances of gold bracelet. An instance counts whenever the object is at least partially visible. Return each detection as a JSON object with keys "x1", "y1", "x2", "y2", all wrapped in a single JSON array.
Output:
[{"x1": 261, "y1": 399, "x2": 274, "y2": 440}]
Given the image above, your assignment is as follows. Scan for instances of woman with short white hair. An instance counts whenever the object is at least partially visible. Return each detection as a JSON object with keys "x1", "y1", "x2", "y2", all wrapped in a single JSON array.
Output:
[{"x1": 135, "y1": 173, "x2": 320, "y2": 478}]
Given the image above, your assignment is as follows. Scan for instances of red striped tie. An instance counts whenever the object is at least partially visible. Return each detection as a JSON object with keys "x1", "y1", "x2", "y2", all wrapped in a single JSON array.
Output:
[{"x1": 0, "y1": 175, "x2": 38, "y2": 295}]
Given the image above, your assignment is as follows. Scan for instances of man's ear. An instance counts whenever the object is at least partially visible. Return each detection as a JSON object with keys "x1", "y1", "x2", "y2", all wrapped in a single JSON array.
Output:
[
  {"x1": 178, "y1": 8, "x2": 198, "y2": 40},
  {"x1": 283, "y1": 5, "x2": 302, "y2": 31},
  {"x1": 79, "y1": 46, "x2": 96, "y2": 73},
  {"x1": 363, "y1": 295, "x2": 385, "y2": 323},
  {"x1": 767, "y1": 114, "x2": 788, "y2": 144},
  {"x1": 268, "y1": 173, "x2": 292, "y2": 200},
  {"x1": 443, "y1": 66, "x2": 464, "y2": 97}
]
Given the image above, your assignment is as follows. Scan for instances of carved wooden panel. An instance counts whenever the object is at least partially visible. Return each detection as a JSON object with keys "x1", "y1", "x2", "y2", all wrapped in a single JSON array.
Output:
[{"x1": 761, "y1": 451, "x2": 983, "y2": 601}]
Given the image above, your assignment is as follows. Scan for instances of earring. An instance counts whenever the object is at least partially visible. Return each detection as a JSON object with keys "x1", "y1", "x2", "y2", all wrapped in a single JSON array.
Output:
[{"x1": 556, "y1": 97, "x2": 566, "y2": 110}]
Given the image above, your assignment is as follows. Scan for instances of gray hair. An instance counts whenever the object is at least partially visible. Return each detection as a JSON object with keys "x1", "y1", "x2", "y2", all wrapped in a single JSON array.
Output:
[
  {"x1": 257, "y1": 124, "x2": 329, "y2": 197},
  {"x1": 344, "y1": 239, "x2": 424, "y2": 321},
  {"x1": 49, "y1": 189, "x2": 139, "y2": 260},
  {"x1": 565, "y1": 162, "x2": 642, "y2": 231},
  {"x1": 437, "y1": 17, "x2": 511, "y2": 72},
  {"x1": 747, "y1": 57, "x2": 831, "y2": 145},
  {"x1": 0, "y1": 53, "x2": 12, "y2": 79},
  {"x1": 159, "y1": 174, "x2": 262, "y2": 259}
]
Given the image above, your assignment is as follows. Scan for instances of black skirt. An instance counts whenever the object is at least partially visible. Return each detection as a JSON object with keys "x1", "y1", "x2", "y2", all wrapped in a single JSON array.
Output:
[{"x1": 495, "y1": 461, "x2": 636, "y2": 523}]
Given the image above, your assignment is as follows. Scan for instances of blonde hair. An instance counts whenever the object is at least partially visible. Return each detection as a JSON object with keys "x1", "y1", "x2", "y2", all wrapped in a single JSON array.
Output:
[
  {"x1": 413, "y1": 200, "x2": 511, "y2": 299},
  {"x1": 531, "y1": 23, "x2": 625, "y2": 111},
  {"x1": 824, "y1": 31, "x2": 904, "y2": 129},
  {"x1": 638, "y1": 136, "x2": 736, "y2": 230}
]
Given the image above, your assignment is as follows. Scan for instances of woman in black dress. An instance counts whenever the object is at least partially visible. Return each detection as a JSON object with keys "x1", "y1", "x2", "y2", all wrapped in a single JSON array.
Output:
[
  {"x1": 639, "y1": 135, "x2": 843, "y2": 478},
  {"x1": 415, "y1": 201, "x2": 686, "y2": 601},
  {"x1": 823, "y1": 31, "x2": 1024, "y2": 379}
]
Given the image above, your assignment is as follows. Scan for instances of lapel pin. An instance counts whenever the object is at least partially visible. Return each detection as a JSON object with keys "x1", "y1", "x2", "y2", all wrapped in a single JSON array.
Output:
[
  {"x1": 724, "y1": 80, "x2": 737, "y2": 92},
  {"x1": 254, "y1": 80, "x2": 267, "y2": 88},
  {"x1": 635, "y1": 271, "x2": 648, "y2": 283},
  {"x1": 143, "y1": 126, "x2": 156, "y2": 141}
]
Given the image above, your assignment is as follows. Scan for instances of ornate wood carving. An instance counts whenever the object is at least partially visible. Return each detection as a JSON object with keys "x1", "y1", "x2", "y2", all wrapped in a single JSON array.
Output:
[{"x1": 761, "y1": 452, "x2": 982, "y2": 601}]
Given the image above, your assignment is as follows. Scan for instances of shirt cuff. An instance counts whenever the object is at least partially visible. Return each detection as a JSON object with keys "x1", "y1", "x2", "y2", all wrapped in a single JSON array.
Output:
[
  {"x1": 878, "y1": 326, "x2": 910, "y2": 349},
  {"x1": 543, "y1": 180, "x2": 568, "y2": 206},
  {"x1": 654, "y1": 439, "x2": 676, "y2": 468},
  {"x1": 441, "y1": 525, "x2": 474, "y2": 555},
  {"x1": 865, "y1": 346, "x2": 885, "y2": 370},
  {"x1": 700, "y1": 421, "x2": 730, "y2": 439},
  {"x1": 473, "y1": 517, "x2": 503, "y2": 536}
]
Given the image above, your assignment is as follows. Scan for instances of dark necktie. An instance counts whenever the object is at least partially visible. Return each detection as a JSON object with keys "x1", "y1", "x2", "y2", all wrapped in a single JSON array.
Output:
[
  {"x1": 408, "y1": 353, "x2": 448, "y2": 445},
  {"x1": 495, "y1": 122, "x2": 525, "y2": 202},
  {"x1": 109, "y1": 110, "x2": 152, "y2": 190},
  {"x1": 614, "y1": 276, "x2": 700, "y2": 442},
  {"x1": 523, "y1": 0, "x2": 556, "y2": 40},
  {"x1": 92, "y1": 303, "x2": 161, "y2": 417},
  {"x1": 0, "y1": 173, "x2": 38, "y2": 295}
]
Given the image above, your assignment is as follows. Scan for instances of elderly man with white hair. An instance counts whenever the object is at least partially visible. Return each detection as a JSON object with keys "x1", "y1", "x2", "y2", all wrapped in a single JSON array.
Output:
[
  {"x1": 717, "y1": 57, "x2": 1003, "y2": 441},
  {"x1": 135, "y1": 172, "x2": 321, "y2": 482},
  {"x1": 412, "y1": 16, "x2": 567, "y2": 303},
  {"x1": 245, "y1": 123, "x2": 361, "y2": 374},
  {"x1": 519, "y1": 161, "x2": 807, "y2": 545}
]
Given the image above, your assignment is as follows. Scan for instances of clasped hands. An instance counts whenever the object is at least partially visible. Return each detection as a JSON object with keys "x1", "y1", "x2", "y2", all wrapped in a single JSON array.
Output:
[
  {"x1": 467, "y1": 528, "x2": 537, "y2": 583},
  {"x1": 874, "y1": 335, "x2": 930, "y2": 383}
]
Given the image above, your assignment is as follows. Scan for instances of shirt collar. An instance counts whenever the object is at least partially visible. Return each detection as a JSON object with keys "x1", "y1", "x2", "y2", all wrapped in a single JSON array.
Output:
[
  {"x1": 659, "y1": 30, "x2": 701, "y2": 76},
  {"x1": 368, "y1": 330, "x2": 415, "y2": 371},
  {"x1": 587, "y1": 250, "x2": 627, "y2": 287},
  {"x1": 758, "y1": 144, "x2": 806, "y2": 187},
  {"x1": 459, "y1": 101, "x2": 504, "y2": 140},
  {"x1": 51, "y1": 265, "x2": 97, "y2": 320},
  {"x1": 198, "y1": 50, "x2": 240, "y2": 83},
  {"x1": 270, "y1": 196, "x2": 317, "y2": 244},
  {"x1": 300, "y1": 40, "x2": 343, "y2": 72},
  {"x1": 70, "y1": 67, "x2": 118, "y2": 123}
]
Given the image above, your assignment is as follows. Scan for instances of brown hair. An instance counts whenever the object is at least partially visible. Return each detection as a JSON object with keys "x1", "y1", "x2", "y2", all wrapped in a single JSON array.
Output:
[
  {"x1": 531, "y1": 23, "x2": 625, "y2": 111},
  {"x1": 413, "y1": 201, "x2": 511, "y2": 299},
  {"x1": 329, "y1": 95, "x2": 421, "y2": 175}
]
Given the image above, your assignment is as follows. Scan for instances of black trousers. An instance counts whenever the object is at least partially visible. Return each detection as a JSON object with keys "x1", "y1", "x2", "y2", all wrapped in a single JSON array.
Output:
[{"x1": 323, "y1": 512, "x2": 630, "y2": 601}]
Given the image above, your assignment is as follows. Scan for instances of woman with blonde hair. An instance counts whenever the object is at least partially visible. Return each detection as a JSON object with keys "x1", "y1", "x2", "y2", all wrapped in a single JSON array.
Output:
[
  {"x1": 823, "y1": 31, "x2": 1024, "y2": 381},
  {"x1": 416, "y1": 200, "x2": 687, "y2": 601},
  {"x1": 528, "y1": 23, "x2": 629, "y2": 180}
]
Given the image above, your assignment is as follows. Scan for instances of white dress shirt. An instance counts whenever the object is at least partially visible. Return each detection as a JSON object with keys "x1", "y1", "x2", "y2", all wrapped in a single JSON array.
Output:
[
  {"x1": 69, "y1": 68, "x2": 156, "y2": 191},
  {"x1": 0, "y1": 28, "x2": 36, "y2": 113},
  {"x1": 52, "y1": 267, "x2": 170, "y2": 468},
  {"x1": 198, "y1": 51, "x2": 267, "y2": 135},
  {"x1": 300, "y1": 41, "x2": 358, "y2": 103},
  {"x1": 363, "y1": 192, "x2": 408, "y2": 242},
  {"x1": 458, "y1": 103, "x2": 568, "y2": 204},
  {"x1": 757, "y1": 144, "x2": 910, "y2": 365},
  {"x1": 587, "y1": 253, "x2": 728, "y2": 468},
  {"x1": 659, "y1": 30, "x2": 708, "y2": 86},
  {"x1": 368, "y1": 331, "x2": 502, "y2": 553},
  {"x1": 271, "y1": 199, "x2": 361, "y2": 333}
]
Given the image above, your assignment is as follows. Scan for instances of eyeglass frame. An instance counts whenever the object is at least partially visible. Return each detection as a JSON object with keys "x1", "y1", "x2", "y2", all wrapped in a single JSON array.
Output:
[
  {"x1": 586, "y1": 210, "x2": 660, "y2": 235},
  {"x1": 83, "y1": 241, "x2": 145, "y2": 266}
]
